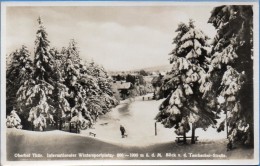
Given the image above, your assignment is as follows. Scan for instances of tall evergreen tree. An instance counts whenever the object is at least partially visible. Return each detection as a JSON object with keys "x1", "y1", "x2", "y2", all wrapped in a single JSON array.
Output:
[
  {"x1": 16, "y1": 17, "x2": 56, "y2": 130},
  {"x1": 6, "y1": 46, "x2": 33, "y2": 122},
  {"x1": 155, "y1": 21, "x2": 218, "y2": 144},
  {"x1": 204, "y1": 5, "x2": 253, "y2": 146},
  {"x1": 62, "y1": 40, "x2": 118, "y2": 129},
  {"x1": 81, "y1": 61, "x2": 118, "y2": 123},
  {"x1": 49, "y1": 47, "x2": 71, "y2": 129},
  {"x1": 34, "y1": 17, "x2": 55, "y2": 82},
  {"x1": 62, "y1": 41, "x2": 92, "y2": 128}
]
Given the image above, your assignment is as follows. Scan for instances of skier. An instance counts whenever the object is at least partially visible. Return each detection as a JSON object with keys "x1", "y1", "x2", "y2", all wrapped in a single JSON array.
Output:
[{"x1": 120, "y1": 125, "x2": 126, "y2": 138}]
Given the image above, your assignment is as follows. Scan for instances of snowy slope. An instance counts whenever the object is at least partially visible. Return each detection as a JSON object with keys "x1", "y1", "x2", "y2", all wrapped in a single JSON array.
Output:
[{"x1": 81, "y1": 95, "x2": 227, "y2": 147}]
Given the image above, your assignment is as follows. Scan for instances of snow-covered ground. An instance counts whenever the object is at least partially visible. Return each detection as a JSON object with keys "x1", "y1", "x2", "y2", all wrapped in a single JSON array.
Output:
[
  {"x1": 6, "y1": 97, "x2": 253, "y2": 161},
  {"x1": 81, "y1": 94, "x2": 227, "y2": 147},
  {"x1": 6, "y1": 128, "x2": 254, "y2": 161},
  {"x1": 7, "y1": 93, "x2": 244, "y2": 162}
]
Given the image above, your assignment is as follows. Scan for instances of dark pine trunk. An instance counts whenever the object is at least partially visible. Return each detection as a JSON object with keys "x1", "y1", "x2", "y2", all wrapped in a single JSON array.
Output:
[
  {"x1": 191, "y1": 123, "x2": 196, "y2": 144},
  {"x1": 183, "y1": 132, "x2": 187, "y2": 144}
]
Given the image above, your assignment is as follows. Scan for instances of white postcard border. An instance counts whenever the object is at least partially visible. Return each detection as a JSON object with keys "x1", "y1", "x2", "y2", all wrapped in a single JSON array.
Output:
[{"x1": 1, "y1": 1, "x2": 259, "y2": 165}]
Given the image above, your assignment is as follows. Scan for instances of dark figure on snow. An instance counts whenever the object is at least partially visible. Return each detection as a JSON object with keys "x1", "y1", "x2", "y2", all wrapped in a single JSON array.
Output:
[{"x1": 120, "y1": 125, "x2": 126, "y2": 138}]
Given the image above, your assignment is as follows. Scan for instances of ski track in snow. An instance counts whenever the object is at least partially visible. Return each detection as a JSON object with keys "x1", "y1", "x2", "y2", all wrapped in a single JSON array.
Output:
[{"x1": 81, "y1": 94, "x2": 227, "y2": 147}]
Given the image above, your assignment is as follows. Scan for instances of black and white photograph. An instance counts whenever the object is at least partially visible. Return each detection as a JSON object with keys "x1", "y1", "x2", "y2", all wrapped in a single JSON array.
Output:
[{"x1": 1, "y1": 1, "x2": 259, "y2": 165}]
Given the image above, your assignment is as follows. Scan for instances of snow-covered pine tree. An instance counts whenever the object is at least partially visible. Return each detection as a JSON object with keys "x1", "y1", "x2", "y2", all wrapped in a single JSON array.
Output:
[
  {"x1": 34, "y1": 17, "x2": 54, "y2": 82},
  {"x1": 6, "y1": 109, "x2": 22, "y2": 129},
  {"x1": 49, "y1": 47, "x2": 71, "y2": 129},
  {"x1": 203, "y1": 5, "x2": 253, "y2": 147},
  {"x1": 62, "y1": 40, "x2": 118, "y2": 129},
  {"x1": 61, "y1": 40, "x2": 90, "y2": 129},
  {"x1": 67, "y1": 39, "x2": 81, "y2": 64},
  {"x1": 6, "y1": 46, "x2": 34, "y2": 127},
  {"x1": 155, "y1": 20, "x2": 218, "y2": 144},
  {"x1": 84, "y1": 61, "x2": 118, "y2": 119},
  {"x1": 16, "y1": 17, "x2": 57, "y2": 131}
]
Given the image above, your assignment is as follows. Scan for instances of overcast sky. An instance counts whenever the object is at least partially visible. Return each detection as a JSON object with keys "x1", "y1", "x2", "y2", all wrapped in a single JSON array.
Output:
[{"x1": 5, "y1": 4, "x2": 217, "y2": 71}]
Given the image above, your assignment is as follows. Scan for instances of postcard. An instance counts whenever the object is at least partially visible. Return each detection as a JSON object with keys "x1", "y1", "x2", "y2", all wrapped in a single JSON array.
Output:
[{"x1": 1, "y1": 1, "x2": 259, "y2": 165}]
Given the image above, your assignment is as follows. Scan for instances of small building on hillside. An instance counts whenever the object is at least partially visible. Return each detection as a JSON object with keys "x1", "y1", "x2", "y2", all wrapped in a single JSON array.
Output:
[{"x1": 112, "y1": 81, "x2": 133, "y2": 100}]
